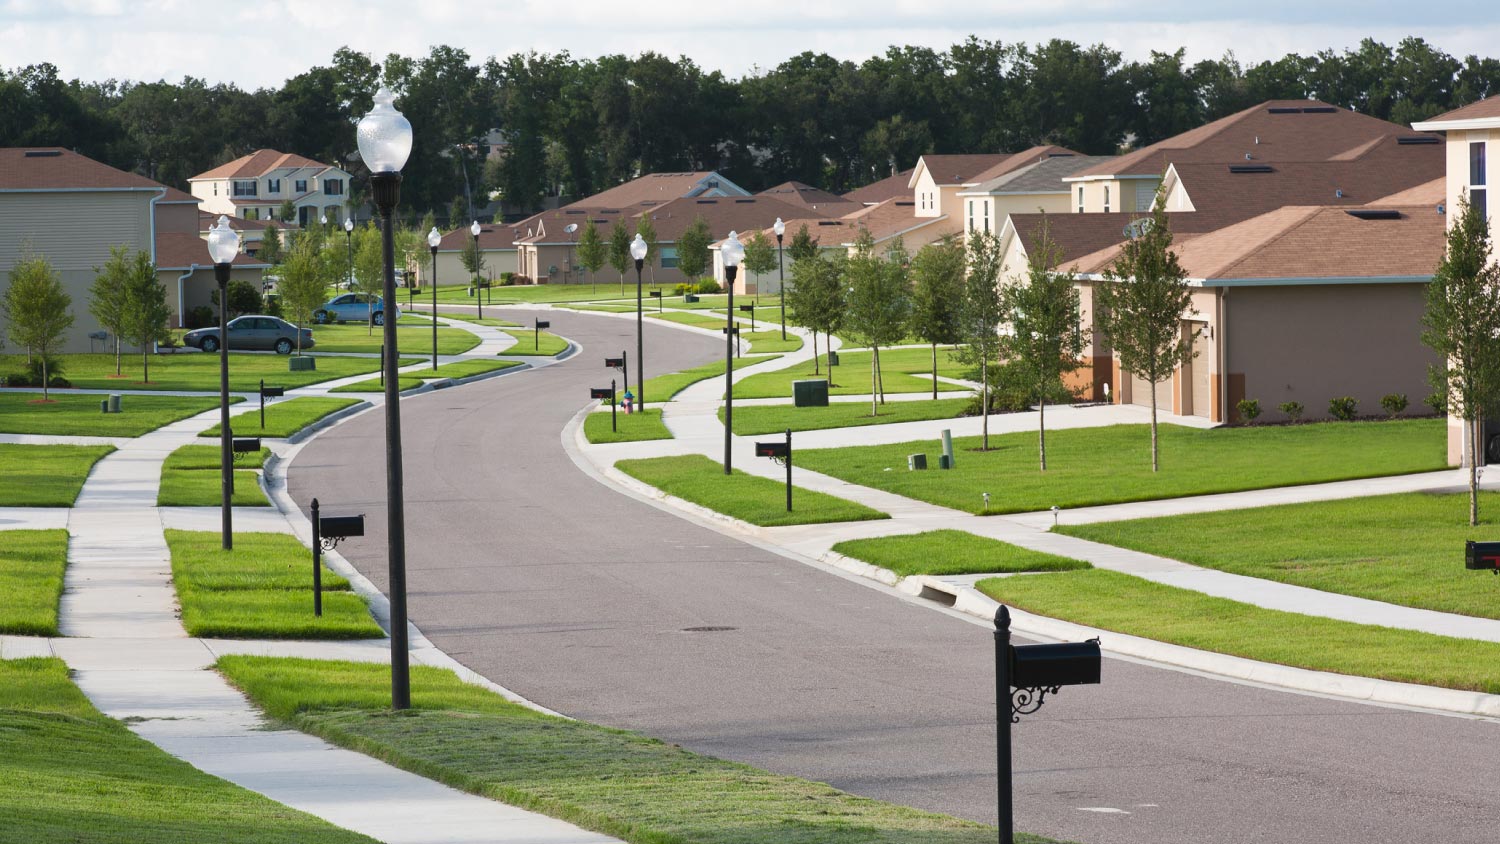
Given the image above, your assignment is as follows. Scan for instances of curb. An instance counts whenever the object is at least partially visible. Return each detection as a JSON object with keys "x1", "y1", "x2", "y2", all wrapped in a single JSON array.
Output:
[{"x1": 286, "y1": 400, "x2": 373, "y2": 445}]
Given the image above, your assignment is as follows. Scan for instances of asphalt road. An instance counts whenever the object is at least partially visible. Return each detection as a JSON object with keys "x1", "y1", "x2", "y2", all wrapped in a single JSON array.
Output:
[{"x1": 289, "y1": 307, "x2": 1500, "y2": 844}]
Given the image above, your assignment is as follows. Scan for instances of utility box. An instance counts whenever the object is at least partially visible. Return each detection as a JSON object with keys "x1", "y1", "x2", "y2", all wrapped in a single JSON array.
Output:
[
  {"x1": 792, "y1": 379, "x2": 829, "y2": 407},
  {"x1": 684, "y1": 294, "x2": 699, "y2": 304},
  {"x1": 827, "y1": 350, "x2": 839, "y2": 366},
  {"x1": 908, "y1": 453, "x2": 928, "y2": 470},
  {"x1": 289, "y1": 357, "x2": 316, "y2": 372}
]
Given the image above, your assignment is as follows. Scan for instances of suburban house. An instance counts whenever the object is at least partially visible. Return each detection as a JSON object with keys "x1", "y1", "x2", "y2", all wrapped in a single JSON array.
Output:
[
  {"x1": 429, "y1": 221, "x2": 524, "y2": 290},
  {"x1": 0, "y1": 147, "x2": 264, "y2": 354},
  {"x1": 198, "y1": 211, "x2": 297, "y2": 259},
  {"x1": 957, "y1": 154, "x2": 1113, "y2": 238},
  {"x1": 756, "y1": 181, "x2": 860, "y2": 216},
  {"x1": 189, "y1": 150, "x2": 354, "y2": 228}
]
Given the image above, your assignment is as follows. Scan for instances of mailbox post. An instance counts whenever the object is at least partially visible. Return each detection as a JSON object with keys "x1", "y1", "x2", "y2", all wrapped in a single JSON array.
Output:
[
  {"x1": 649, "y1": 290, "x2": 663, "y2": 312},
  {"x1": 739, "y1": 303, "x2": 756, "y2": 332},
  {"x1": 534, "y1": 318, "x2": 550, "y2": 352},
  {"x1": 993, "y1": 605, "x2": 1101, "y2": 844},
  {"x1": 259, "y1": 380, "x2": 285, "y2": 429},
  {"x1": 591, "y1": 384, "x2": 617, "y2": 432},
  {"x1": 606, "y1": 352, "x2": 628, "y2": 402},
  {"x1": 310, "y1": 498, "x2": 364, "y2": 617},
  {"x1": 755, "y1": 430, "x2": 793, "y2": 511}
]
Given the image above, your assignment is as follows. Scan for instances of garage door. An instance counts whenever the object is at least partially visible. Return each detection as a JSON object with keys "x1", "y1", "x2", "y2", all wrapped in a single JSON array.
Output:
[
  {"x1": 1191, "y1": 327, "x2": 1211, "y2": 418},
  {"x1": 1130, "y1": 370, "x2": 1173, "y2": 412}
]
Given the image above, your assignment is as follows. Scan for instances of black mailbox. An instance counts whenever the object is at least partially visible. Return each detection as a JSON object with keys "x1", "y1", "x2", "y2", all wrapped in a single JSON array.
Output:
[
  {"x1": 721, "y1": 325, "x2": 740, "y2": 334},
  {"x1": 260, "y1": 385, "x2": 285, "y2": 398},
  {"x1": 739, "y1": 304, "x2": 755, "y2": 313},
  {"x1": 1010, "y1": 640, "x2": 1101, "y2": 688},
  {"x1": 755, "y1": 441, "x2": 790, "y2": 458},
  {"x1": 649, "y1": 290, "x2": 662, "y2": 298},
  {"x1": 232, "y1": 437, "x2": 261, "y2": 453},
  {"x1": 1466, "y1": 540, "x2": 1500, "y2": 571},
  {"x1": 604, "y1": 357, "x2": 624, "y2": 368},
  {"x1": 590, "y1": 387, "x2": 614, "y2": 400},
  {"x1": 319, "y1": 514, "x2": 364, "y2": 539},
  {"x1": 535, "y1": 320, "x2": 551, "y2": 329}
]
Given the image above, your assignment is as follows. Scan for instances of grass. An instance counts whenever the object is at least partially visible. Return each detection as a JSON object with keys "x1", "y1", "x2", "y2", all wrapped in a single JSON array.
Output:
[
  {"x1": 158, "y1": 444, "x2": 271, "y2": 507},
  {"x1": 0, "y1": 530, "x2": 69, "y2": 635},
  {"x1": 559, "y1": 302, "x2": 638, "y2": 313},
  {"x1": 1059, "y1": 490, "x2": 1500, "y2": 620},
  {"x1": 427, "y1": 359, "x2": 524, "y2": 380},
  {"x1": 798, "y1": 418, "x2": 1447, "y2": 515},
  {"x1": 329, "y1": 376, "x2": 425, "y2": 393},
  {"x1": 307, "y1": 324, "x2": 480, "y2": 355},
  {"x1": 733, "y1": 347, "x2": 969, "y2": 399},
  {"x1": 0, "y1": 393, "x2": 230, "y2": 437},
  {"x1": 977, "y1": 568, "x2": 1500, "y2": 694},
  {"x1": 0, "y1": 353, "x2": 420, "y2": 393},
  {"x1": 832, "y1": 530, "x2": 1090, "y2": 577},
  {"x1": 217, "y1": 656, "x2": 1061, "y2": 844},
  {"x1": 743, "y1": 330, "x2": 803, "y2": 354},
  {"x1": 430, "y1": 282, "x2": 676, "y2": 304},
  {"x1": 432, "y1": 313, "x2": 521, "y2": 327},
  {"x1": 166, "y1": 530, "x2": 383, "y2": 639},
  {"x1": 0, "y1": 658, "x2": 378, "y2": 844},
  {"x1": 616, "y1": 454, "x2": 888, "y2": 527},
  {"x1": 639, "y1": 354, "x2": 778, "y2": 403},
  {"x1": 499, "y1": 329, "x2": 569, "y2": 356},
  {"x1": 583, "y1": 408, "x2": 672, "y2": 443},
  {"x1": 727, "y1": 397, "x2": 972, "y2": 435},
  {"x1": 0, "y1": 444, "x2": 113, "y2": 506},
  {"x1": 648, "y1": 311, "x2": 728, "y2": 329},
  {"x1": 199, "y1": 397, "x2": 360, "y2": 439}
]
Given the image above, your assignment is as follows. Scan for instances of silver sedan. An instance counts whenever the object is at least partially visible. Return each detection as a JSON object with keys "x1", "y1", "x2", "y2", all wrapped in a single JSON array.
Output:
[{"x1": 183, "y1": 315, "x2": 315, "y2": 354}]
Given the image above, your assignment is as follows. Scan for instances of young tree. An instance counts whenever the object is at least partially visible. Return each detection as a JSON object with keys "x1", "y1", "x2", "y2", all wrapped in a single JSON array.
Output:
[
  {"x1": 447, "y1": 196, "x2": 467, "y2": 230},
  {"x1": 1421, "y1": 194, "x2": 1500, "y2": 526},
  {"x1": 393, "y1": 222, "x2": 422, "y2": 290},
  {"x1": 788, "y1": 223, "x2": 819, "y2": 262},
  {"x1": 278, "y1": 200, "x2": 297, "y2": 223},
  {"x1": 259, "y1": 223, "x2": 283, "y2": 266},
  {"x1": 211, "y1": 281, "x2": 262, "y2": 318},
  {"x1": 576, "y1": 218, "x2": 606, "y2": 292},
  {"x1": 279, "y1": 234, "x2": 326, "y2": 356},
  {"x1": 956, "y1": 230, "x2": 1006, "y2": 450},
  {"x1": 908, "y1": 238, "x2": 966, "y2": 400},
  {"x1": 120, "y1": 250, "x2": 169, "y2": 385},
  {"x1": 843, "y1": 231, "x2": 912, "y2": 416},
  {"x1": 635, "y1": 214, "x2": 659, "y2": 283},
  {"x1": 89, "y1": 245, "x2": 133, "y2": 376},
  {"x1": 1095, "y1": 200, "x2": 1197, "y2": 472},
  {"x1": 675, "y1": 217, "x2": 712, "y2": 283},
  {"x1": 413, "y1": 211, "x2": 438, "y2": 284},
  {"x1": 353, "y1": 223, "x2": 385, "y2": 334},
  {"x1": 608, "y1": 218, "x2": 631, "y2": 292},
  {"x1": 999, "y1": 224, "x2": 1087, "y2": 471},
  {"x1": 742, "y1": 229, "x2": 778, "y2": 292},
  {"x1": 2, "y1": 252, "x2": 73, "y2": 400},
  {"x1": 785, "y1": 252, "x2": 845, "y2": 379}
]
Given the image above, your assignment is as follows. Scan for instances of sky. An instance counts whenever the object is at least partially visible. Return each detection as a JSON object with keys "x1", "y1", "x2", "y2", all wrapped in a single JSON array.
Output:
[{"x1": 2, "y1": 0, "x2": 1498, "y2": 89}]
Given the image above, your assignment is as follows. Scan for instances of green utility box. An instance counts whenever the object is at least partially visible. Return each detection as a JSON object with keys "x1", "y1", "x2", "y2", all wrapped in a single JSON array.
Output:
[
  {"x1": 289, "y1": 357, "x2": 317, "y2": 372},
  {"x1": 793, "y1": 379, "x2": 829, "y2": 407},
  {"x1": 827, "y1": 350, "x2": 839, "y2": 366},
  {"x1": 684, "y1": 294, "x2": 700, "y2": 303}
]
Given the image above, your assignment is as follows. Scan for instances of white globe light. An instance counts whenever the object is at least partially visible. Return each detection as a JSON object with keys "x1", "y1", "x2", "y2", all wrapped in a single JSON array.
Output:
[
  {"x1": 720, "y1": 231, "x2": 745, "y2": 268},
  {"x1": 773, "y1": 217, "x2": 785, "y2": 237},
  {"x1": 356, "y1": 87, "x2": 413, "y2": 175},
  {"x1": 470, "y1": 220, "x2": 481, "y2": 237},
  {"x1": 344, "y1": 218, "x2": 354, "y2": 232},
  {"x1": 629, "y1": 233, "x2": 648, "y2": 262},
  {"x1": 427, "y1": 227, "x2": 442, "y2": 249},
  {"x1": 319, "y1": 213, "x2": 327, "y2": 225},
  {"x1": 206, "y1": 215, "x2": 240, "y2": 265}
]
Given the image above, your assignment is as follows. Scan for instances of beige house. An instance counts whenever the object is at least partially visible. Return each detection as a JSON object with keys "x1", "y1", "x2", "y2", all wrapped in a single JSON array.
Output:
[
  {"x1": 957, "y1": 154, "x2": 1112, "y2": 239},
  {"x1": 429, "y1": 221, "x2": 522, "y2": 289},
  {"x1": 190, "y1": 150, "x2": 353, "y2": 228}
]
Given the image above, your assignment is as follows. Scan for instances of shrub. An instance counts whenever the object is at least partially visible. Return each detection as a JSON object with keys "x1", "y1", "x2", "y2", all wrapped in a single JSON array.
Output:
[
  {"x1": 1425, "y1": 390, "x2": 1448, "y2": 415},
  {"x1": 674, "y1": 283, "x2": 695, "y2": 296},
  {"x1": 500, "y1": 272, "x2": 515, "y2": 286},
  {"x1": 962, "y1": 361, "x2": 1070, "y2": 416},
  {"x1": 1328, "y1": 396, "x2": 1358, "y2": 421},
  {"x1": 7, "y1": 356, "x2": 70, "y2": 388},
  {"x1": 1380, "y1": 393, "x2": 1408, "y2": 418},
  {"x1": 263, "y1": 294, "x2": 283, "y2": 318},
  {"x1": 185, "y1": 306, "x2": 215, "y2": 329},
  {"x1": 1235, "y1": 398, "x2": 1261, "y2": 423},
  {"x1": 512, "y1": 274, "x2": 533, "y2": 286},
  {"x1": 1279, "y1": 400, "x2": 1304, "y2": 422},
  {"x1": 696, "y1": 278, "x2": 723, "y2": 295}
]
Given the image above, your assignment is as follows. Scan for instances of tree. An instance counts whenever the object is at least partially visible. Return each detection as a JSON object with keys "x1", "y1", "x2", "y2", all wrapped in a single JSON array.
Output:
[
  {"x1": 843, "y1": 231, "x2": 912, "y2": 415},
  {"x1": 608, "y1": 219, "x2": 631, "y2": 292},
  {"x1": 352, "y1": 223, "x2": 384, "y2": 333},
  {"x1": 908, "y1": 238, "x2": 966, "y2": 399},
  {"x1": 788, "y1": 223, "x2": 819, "y2": 262},
  {"x1": 277, "y1": 200, "x2": 296, "y2": 223},
  {"x1": 675, "y1": 217, "x2": 712, "y2": 282},
  {"x1": 2, "y1": 252, "x2": 73, "y2": 400},
  {"x1": 279, "y1": 234, "x2": 327, "y2": 355},
  {"x1": 259, "y1": 223, "x2": 283, "y2": 266},
  {"x1": 459, "y1": 228, "x2": 487, "y2": 281},
  {"x1": 414, "y1": 211, "x2": 437, "y2": 284},
  {"x1": 576, "y1": 218, "x2": 606, "y2": 292},
  {"x1": 635, "y1": 214, "x2": 659, "y2": 283},
  {"x1": 742, "y1": 230, "x2": 778, "y2": 291},
  {"x1": 784, "y1": 253, "x2": 845, "y2": 378},
  {"x1": 999, "y1": 221, "x2": 1087, "y2": 471},
  {"x1": 447, "y1": 196, "x2": 467, "y2": 230},
  {"x1": 120, "y1": 250, "x2": 169, "y2": 385},
  {"x1": 1094, "y1": 199, "x2": 1197, "y2": 472},
  {"x1": 210, "y1": 280, "x2": 262, "y2": 318},
  {"x1": 89, "y1": 245, "x2": 133, "y2": 376},
  {"x1": 1421, "y1": 195, "x2": 1500, "y2": 526},
  {"x1": 956, "y1": 231, "x2": 1005, "y2": 450}
]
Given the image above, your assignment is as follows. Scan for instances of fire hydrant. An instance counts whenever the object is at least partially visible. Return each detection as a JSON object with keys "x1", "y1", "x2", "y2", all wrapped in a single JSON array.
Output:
[{"x1": 623, "y1": 390, "x2": 634, "y2": 414}]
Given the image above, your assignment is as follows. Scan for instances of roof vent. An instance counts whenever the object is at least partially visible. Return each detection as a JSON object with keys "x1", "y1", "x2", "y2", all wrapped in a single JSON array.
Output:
[
  {"x1": 1045, "y1": 152, "x2": 1075, "y2": 158},
  {"x1": 695, "y1": 199, "x2": 717, "y2": 204},
  {"x1": 1255, "y1": 136, "x2": 1260, "y2": 145},
  {"x1": 1336, "y1": 189, "x2": 1344, "y2": 198},
  {"x1": 1302, "y1": 106, "x2": 1337, "y2": 113},
  {"x1": 1267, "y1": 106, "x2": 1301, "y2": 114},
  {"x1": 1345, "y1": 209, "x2": 1401, "y2": 220},
  {"x1": 1244, "y1": 153, "x2": 1253, "y2": 160},
  {"x1": 1397, "y1": 136, "x2": 1440, "y2": 145},
  {"x1": 895, "y1": 200, "x2": 915, "y2": 206},
  {"x1": 1228, "y1": 164, "x2": 1274, "y2": 174},
  {"x1": 23, "y1": 149, "x2": 62, "y2": 157},
  {"x1": 818, "y1": 220, "x2": 842, "y2": 226},
  {"x1": 734, "y1": 198, "x2": 755, "y2": 203},
  {"x1": 564, "y1": 209, "x2": 584, "y2": 214}
]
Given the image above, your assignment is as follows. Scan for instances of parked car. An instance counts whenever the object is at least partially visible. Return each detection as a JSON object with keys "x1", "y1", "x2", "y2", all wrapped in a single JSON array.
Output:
[
  {"x1": 182, "y1": 315, "x2": 315, "y2": 354},
  {"x1": 313, "y1": 293, "x2": 400, "y2": 326}
]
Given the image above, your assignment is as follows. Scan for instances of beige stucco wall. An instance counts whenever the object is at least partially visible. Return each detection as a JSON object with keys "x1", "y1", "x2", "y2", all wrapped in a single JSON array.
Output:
[
  {"x1": 432, "y1": 248, "x2": 518, "y2": 288},
  {"x1": 965, "y1": 194, "x2": 1071, "y2": 244},
  {"x1": 1068, "y1": 178, "x2": 1161, "y2": 214},
  {"x1": 1446, "y1": 128, "x2": 1498, "y2": 241},
  {"x1": 164, "y1": 265, "x2": 267, "y2": 328}
]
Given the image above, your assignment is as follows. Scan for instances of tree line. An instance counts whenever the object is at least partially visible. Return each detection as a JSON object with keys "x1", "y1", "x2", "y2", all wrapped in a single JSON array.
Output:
[{"x1": 3, "y1": 37, "x2": 1497, "y2": 222}]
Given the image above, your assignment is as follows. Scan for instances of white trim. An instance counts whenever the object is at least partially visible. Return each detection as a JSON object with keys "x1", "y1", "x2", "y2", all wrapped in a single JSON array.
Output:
[
  {"x1": 1192, "y1": 275, "x2": 1430, "y2": 288},
  {"x1": 1412, "y1": 117, "x2": 1500, "y2": 132},
  {"x1": 1061, "y1": 173, "x2": 1161, "y2": 183}
]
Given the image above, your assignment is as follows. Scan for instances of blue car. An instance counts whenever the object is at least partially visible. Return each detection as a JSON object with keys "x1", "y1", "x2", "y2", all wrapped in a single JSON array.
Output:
[{"x1": 313, "y1": 293, "x2": 401, "y2": 326}]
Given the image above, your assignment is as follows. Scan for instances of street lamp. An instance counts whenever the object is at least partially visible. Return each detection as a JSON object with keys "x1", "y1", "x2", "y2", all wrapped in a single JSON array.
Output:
[
  {"x1": 630, "y1": 233, "x2": 648, "y2": 411},
  {"x1": 427, "y1": 226, "x2": 441, "y2": 371},
  {"x1": 357, "y1": 86, "x2": 414, "y2": 711},
  {"x1": 470, "y1": 219, "x2": 483, "y2": 321},
  {"x1": 773, "y1": 217, "x2": 786, "y2": 340},
  {"x1": 206, "y1": 215, "x2": 241, "y2": 550},
  {"x1": 719, "y1": 231, "x2": 745, "y2": 475}
]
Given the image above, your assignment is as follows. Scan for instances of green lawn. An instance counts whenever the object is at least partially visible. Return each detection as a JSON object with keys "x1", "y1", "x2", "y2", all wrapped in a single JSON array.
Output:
[
  {"x1": 833, "y1": 530, "x2": 1090, "y2": 577},
  {"x1": 559, "y1": 302, "x2": 637, "y2": 313},
  {"x1": 733, "y1": 347, "x2": 969, "y2": 399},
  {"x1": 616, "y1": 454, "x2": 887, "y2": 527},
  {"x1": 432, "y1": 313, "x2": 521, "y2": 327},
  {"x1": 583, "y1": 408, "x2": 672, "y2": 443},
  {"x1": 648, "y1": 311, "x2": 728, "y2": 329},
  {"x1": 430, "y1": 282, "x2": 675, "y2": 304},
  {"x1": 329, "y1": 376, "x2": 424, "y2": 393},
  {"x1": 743, "y1": 330, "x2": 803, "y2": 354},
  {"x1": 639, "y1": 355, "x2": 778, "y2": 403},
  {"x1": 0, "y1": 353, "x2": 416, "y2": 392},
  {"x1": 798, "y1": 419, "x2": 1447, "y2": 515},
  {"x1": 727, "y1": 397, "x2": 972, "y2": 435},
  {"x1": 217, "y1": 656, "x2": 1058, "y2": 844},
  {"x1": 428, "y1": 359, "x2": 524, "y2": 380},
  {"x1": 1060, "y1": 491, "x2": 1500, "y2": 620},
  {"x1": 0, "y1": 393, "x2": 230, "y2": 437},
  {"x1": 200, "y1": 397, "x2": 361, "y2": 439},
  {"x1": 0, "y1": 530, "x2": 70, "y2": 635},
  {"x1": 500, "y1": 329, "x2": 569, "y2": 356},
  {"x1": 0, "y1": 444, "x2": 113, "y2": 506},
  {"x1": 166, "y1": 530, "x2": 383, "y2": 639},
  {"x1": 978, "y1": 569, "x2": 1500, "y2": 694},
  {"x1": 308, "y1": 324, "x2": 480, "y2": 355},
  {"x1": 0, "y1": 658, "x2": 378, "y2": 844},
  {"x1": 158, "y1": 444, "x2": 271, "y2": 507}
]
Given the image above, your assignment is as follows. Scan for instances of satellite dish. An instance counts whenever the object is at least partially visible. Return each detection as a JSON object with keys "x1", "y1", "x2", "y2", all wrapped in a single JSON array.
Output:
[
  {"x1": 1122, "y1": 218, "x2": 1154, "y2": 239},
  {"x1": 564, "y1": 223, "x2": 579, "y2": 234}
]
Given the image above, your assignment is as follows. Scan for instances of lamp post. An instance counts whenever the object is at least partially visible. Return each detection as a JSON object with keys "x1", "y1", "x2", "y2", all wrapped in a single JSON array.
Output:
[
  {"x1": 470, "y1": 219, "x2": 483, "y2": 322},
  {"x1": 357, "y1": 86, "x2": 415, "y2": 711},
  {"x1": 207, "y1": 216, "x2": 241, "y2": 550},
  {"x1": 564, "y1": 223, "x2": 579, "y2": 286},
  {"x1": 773, "y1": 217, "x2": 786, "y2": 340},
  {"x1": 630, "y1": 234, "x2": 648, "y2": 411},
  {"x1": 427, "y1": 227, "x2": 441, "y2": 370},
  {"x1": 719, "y1": 231, "x2": 744, "y2": 475}
]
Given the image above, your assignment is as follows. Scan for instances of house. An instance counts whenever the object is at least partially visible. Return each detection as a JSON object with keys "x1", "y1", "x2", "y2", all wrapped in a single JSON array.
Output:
[
  {"x1": 198, "y1": 211, "x2": 297, "y2": 259},
  {"x1": 756, "y1": 181, "x2": 860, "y2": 216},
  {"x1": 842, "y1": 168, "x2": 914, "y2": 206},
  {"x1": 189, "y1": 150, "x2": 354, "y2": 228},
  {"x1": 957, "y1": 154, "x2": 1113, "y2": 238},
  {"x1": 1412, "y1": 96, "x2": 1500, "y2": 465},
  {"x1": 908, "y1": 147, "x2": 1081, "y2": 223},
  {"x1": 428, "y1": 221, "x2": 524, "y2": 289}
]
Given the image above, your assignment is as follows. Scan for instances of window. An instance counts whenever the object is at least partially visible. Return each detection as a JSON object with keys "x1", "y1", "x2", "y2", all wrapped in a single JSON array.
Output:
[
  {"x1": 232, "y1": 180, "x2": 257, "y2": 197},
  {"x1": 1474, "y1": 143, "x2": 1489, "y2": 222},
  {"x1": 1103, "y1": 186, "x2": 1111, "y2": 213},
  {"x1": 967, "y1": 201, "x2": 974, "y2": 231},
  {"x1": 242, "y1": 207, "x2": 259, "y2": 221},
  {"x1": 1474, "y1": 187, "x2": 1489, "y2": 222},
  {"x1": 266, "y1": 178, "x2": 280, "y2": 194},
  {"x1": 323, "y1": 179, "x2": 343, "y2": 196},
  {"x1": 1077, "y1": 186, "x2": 1083, "y2": 212},
  {"x1": 983, "y1": 200, "x2": 990, "y2": 233},
  {"x1": 213, "y1": 183, "x2": 218, "y2": 196},
  {"x1": 294, "y1": 179, "x2": 307, "y2": 194},
  {"x1": 660, "y1": 246, "x2": 679, "y2": 269}
]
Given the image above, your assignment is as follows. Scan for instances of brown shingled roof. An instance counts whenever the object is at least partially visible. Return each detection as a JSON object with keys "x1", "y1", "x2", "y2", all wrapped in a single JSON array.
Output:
[
  {"x1": 750, "y1": 197, "x2": 943, "y2": 247},
  {"x1": 634, "y1": 195, "x2": 808, "y2": 243},
  {"x1": 964, "y1": 145, "x2": 1085, "y2": 184},
  {"x1": 916, "y1": 154, "x2": 1013, "y2": 185},
  {"x1": 0, "y1": 147, "x2": 173, "y2": 192},
  {"x1": 843, "y1": 168, "x2": 914, "y2": 204},
  {"x1": 191, "y1": 149, "x2": 331, "y2": 181},
  {"x1": 1369, "y1": 178, "x2": 1446, "y2": 206},
  {"x1": 436, "y1": 221, "x2": 526, "y2": 251},
  {"x1": 1420, "y1": 97, "x2": 1500, "y2": 123},
  {"x1": 756, "y1": 181, "x2": 858, "y2": 214},
  {"x1": 1174, "y1": 205, "x2": 1445, "y2": 281},
  {"x1": 579, "y1": 172, "x2": 739, "y2": 209},
  {"x1": 154, "y1": 231, "x2": 268, "y2": 270}
]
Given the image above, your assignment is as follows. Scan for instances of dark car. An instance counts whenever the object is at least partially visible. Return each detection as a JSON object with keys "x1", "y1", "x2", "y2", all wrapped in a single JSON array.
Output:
[{"x1": 183, "y1": 315, "x2": 315, "y2": 354}]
